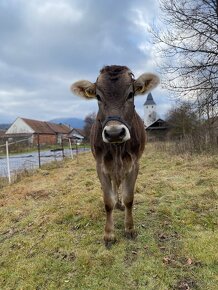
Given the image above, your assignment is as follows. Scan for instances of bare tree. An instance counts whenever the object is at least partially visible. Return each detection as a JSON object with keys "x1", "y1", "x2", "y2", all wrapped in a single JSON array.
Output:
[
  {"x1": 165, "y1": 101, "x2": 218, "y2": 152},
  {"x1": 83, "y1": 112, "x2": 96, "y2": 141},
  {"x1": 152, "y1": 0, "x2": 218, "y2": 119},
  {"x1": 166, "y1": 101, "x2": 199, "y2": 138}
]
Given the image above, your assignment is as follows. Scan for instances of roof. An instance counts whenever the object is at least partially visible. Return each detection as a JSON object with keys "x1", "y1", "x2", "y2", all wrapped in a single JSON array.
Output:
[
  {"x1": 22, "y1": 118, "x2": 53, "y2": 134},
  {"x1": 46, "y1": 122, "x2": 71, "y2": 134},
  {"x1": 144, "y1": 93, "x2": 156, "y2": 106},
  {"x1": 22, "y1": 118, "x2": 71, "y2": 134},
  {"x1": 72, "y1": 128, "x2": 85, "y2": 137},
  {"x1": 68, "y1": 128, "x2": 85, "y2": 139},
  {"x1": 146, "y1": 118, "x2": 169, "y2": 130}
]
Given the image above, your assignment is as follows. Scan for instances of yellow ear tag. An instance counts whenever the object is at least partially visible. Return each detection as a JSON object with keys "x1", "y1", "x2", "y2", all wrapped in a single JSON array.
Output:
[
  {"x1": 135, "y1": 86, "x2": 144, "y2": 94},
  {"x1": 140, "y1": 86, "x2": 145, "y2": 93},
  {"x1": 85, "y1": 90, "x2": 93, "y2": 98}
]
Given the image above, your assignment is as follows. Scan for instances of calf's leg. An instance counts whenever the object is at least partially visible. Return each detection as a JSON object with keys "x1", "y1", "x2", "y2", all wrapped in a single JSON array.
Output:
[
  {"x1": 97, "y1": 168, "x2": 116, "y2": 247},
  {"x1": 122, "y1": 165, "x2": 139, "y2": 239}
]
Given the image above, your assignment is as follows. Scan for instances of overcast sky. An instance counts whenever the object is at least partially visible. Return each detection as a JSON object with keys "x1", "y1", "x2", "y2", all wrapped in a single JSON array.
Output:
[{"x1": 0, "y1": 0, "x2": 172, "y2": 123}]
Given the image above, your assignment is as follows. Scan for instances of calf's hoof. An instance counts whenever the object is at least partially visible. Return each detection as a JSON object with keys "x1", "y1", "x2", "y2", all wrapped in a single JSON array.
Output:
[
  {"x1": 104, "y1": 233, "x2": 116, "y2": 249},
  {"x1": 125, "y1": 229, "x2": 137, "y2": 240}
]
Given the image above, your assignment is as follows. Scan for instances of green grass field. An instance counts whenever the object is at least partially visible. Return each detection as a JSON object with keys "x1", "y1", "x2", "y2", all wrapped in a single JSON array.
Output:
[{"x1": 0, "y1": 145, "x2": 217, "y2": 289}]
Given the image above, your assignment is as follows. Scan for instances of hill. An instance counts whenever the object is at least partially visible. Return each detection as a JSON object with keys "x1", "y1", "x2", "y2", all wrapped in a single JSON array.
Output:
[
  {"x1": 0, "y1": 123, "x2": 10, "y2": 130},
  {"x1": 0, "y1": 145, "x2": 217, "y2": 289},
  {"x1": 50, "y1": 117, "x2": 85, "y2": 129}
]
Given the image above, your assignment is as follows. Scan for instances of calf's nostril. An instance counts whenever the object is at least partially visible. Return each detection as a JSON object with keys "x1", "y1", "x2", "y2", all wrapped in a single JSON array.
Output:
[
  {"x1": 119, "y1": 127, "x2": 126, "y2": 138},
  {"x1": 104, "y1": 130, "x2": 110, "y2": 139}
]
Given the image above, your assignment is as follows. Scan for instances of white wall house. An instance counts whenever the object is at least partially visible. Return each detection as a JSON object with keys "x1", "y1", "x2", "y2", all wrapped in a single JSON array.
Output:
[
  {"x1": 6, "y1": 117, "x2": 34, "y2": 135},
  {"x1": 68, "y1": 128, "x2": 85, "y2": 144},
  {"x1": 5, "y1": 117, "x2": 71, "y2": 145}
]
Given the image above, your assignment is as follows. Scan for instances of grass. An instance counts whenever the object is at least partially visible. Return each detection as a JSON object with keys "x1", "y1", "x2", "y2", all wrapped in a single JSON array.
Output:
[{"x1": 0, "y1": 144, "x2": 217, "y2": 289}]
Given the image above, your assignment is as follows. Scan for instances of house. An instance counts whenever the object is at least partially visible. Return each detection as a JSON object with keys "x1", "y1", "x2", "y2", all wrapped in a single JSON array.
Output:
[
  {"x1": 5, "y1": 117, "x2": 71, "y2": 145},
  {"x1": 144, "y1": 93, "x2": 169, "y2": 141},
  {"x1": 68, "y1": 128, "x2": 85, "y2": 144},
  {"x1": 146, "y1": 118, "x2": 169, "y2": 141}
]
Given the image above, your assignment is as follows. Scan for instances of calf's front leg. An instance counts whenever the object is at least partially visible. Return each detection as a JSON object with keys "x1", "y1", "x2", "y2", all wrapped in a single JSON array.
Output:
[
  {"x1": 97, "y1": 167, "x2": 116, "y2": 247},
  {"x1": 122, "y1": 165, "x2": 139, "y2": 239}
]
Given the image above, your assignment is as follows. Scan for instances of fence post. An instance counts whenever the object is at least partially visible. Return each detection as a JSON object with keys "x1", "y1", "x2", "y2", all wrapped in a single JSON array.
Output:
[
  {"x1": 68, "y1": 138, "x2": 73, "y2": 159},
  {"x1": 76, "y1": 141, "x2": 78, "y2": 155},
  {"x1": 75, "y1": 141, "x2": 79, "y2": 164},
  {"x1": 6, "y1": 140, "x2": 11, "y2": 184},
  {"x1": 37, "y1": 134, "x2": 41, "y2": 168},
  {"x1": 61, "y1": 137, "x2": 64, "y2": 159}
]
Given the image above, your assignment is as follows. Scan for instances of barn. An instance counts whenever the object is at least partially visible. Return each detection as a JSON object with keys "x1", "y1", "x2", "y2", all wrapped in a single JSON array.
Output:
[
  {"x1": 5, "y1": 117, "x2": 71, "y2": 145},
  {"x1": 145, "y1": 118, "x2": 169, "y2": 141}
]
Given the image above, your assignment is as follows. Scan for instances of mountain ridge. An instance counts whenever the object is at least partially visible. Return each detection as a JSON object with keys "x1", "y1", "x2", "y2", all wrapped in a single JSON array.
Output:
[{"x1": 49, "y1": 117, "x2": 85, "y2": 129}]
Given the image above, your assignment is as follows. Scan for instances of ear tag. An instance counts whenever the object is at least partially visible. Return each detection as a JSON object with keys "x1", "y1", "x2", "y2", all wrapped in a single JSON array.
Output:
[
  {"x1": 135, "y1": 86, "x2": 144, "y2": 94},
  {"x1": 85, "y1": 90, "x2": 93, "y2": 98},
  {"x1": 140, "y1": 86, "x2": 145, "y2": 93}
]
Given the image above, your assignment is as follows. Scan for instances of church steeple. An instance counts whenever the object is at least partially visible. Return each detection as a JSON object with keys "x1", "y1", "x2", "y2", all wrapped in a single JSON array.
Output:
[
  {"x1": 144, "y1": 93, "x2": 156, "y2": 106},
  {"x1": 143, "y1": 93, "x2": 157, "y2": 127}
]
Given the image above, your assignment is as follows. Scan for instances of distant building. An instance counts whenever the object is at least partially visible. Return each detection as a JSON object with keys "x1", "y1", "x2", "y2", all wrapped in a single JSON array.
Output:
[
  {"x1": 68, "y1": 128, "x2": 85, "y2": 144},
  {"x1": 144, "y1": 93, "x2": 157, "y2": 127},
  {"x1": 145, "y1": 118, "x2": 169, "y2": 141},
  {"x1": 144, "y1": 93, "x2": 169, "y2": 141},
  {"x1": 5, "y1": 117, "x2": 71, "y2": 145}
]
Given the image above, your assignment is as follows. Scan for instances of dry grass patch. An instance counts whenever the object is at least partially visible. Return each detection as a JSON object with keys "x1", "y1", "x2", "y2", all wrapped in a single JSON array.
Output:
[{"x1": 0, "y1": 147, "x2": 217, "y2": 289}]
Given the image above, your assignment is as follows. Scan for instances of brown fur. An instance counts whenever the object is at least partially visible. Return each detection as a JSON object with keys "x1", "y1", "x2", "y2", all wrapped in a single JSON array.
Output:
[
  {"x1": 91, "y1": 66, "x2": 146, "y2": 246},
  {"x1": 71, "y1": 65, "x2": 159, "y2": 247}
]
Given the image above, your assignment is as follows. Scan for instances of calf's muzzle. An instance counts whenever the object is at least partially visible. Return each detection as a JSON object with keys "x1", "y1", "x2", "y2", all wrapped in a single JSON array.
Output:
[{"x1": 102, "y1": 116, "x2": 131, "y2": 143}]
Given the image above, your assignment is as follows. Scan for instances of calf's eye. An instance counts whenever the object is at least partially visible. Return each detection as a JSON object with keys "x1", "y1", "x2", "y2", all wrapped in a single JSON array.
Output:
[
  {"x1": 96, "y1": 95, "x2": 102, "y2": 102},
  {"x1": 127, "y1": 92, "x2": 134, "y2": 101}
]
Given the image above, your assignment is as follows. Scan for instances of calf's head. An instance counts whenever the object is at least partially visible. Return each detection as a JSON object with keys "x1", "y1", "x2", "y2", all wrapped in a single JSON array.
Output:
[{"x1": 71, "y1": 65, "x2": 159, "y2": 143}]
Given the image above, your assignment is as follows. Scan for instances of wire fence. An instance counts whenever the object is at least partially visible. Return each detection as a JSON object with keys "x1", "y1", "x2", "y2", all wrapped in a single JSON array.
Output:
[{"x1": 0, "y1": 137, "x2": 90, "y2": 184}]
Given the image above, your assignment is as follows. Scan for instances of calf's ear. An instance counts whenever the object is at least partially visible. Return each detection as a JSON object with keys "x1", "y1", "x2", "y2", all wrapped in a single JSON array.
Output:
[
  {"x1": 71, "y1": 80, "x2": 96, "y2": 99},
  {"x1": 134, "y1": 73, "x2": 160, "y2": 95}
]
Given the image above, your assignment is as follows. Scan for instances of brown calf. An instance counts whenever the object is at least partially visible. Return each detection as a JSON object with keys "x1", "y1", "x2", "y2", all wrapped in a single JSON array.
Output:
[{"x1": 71, "y1": 65, "x2": 159, "y2": 247}]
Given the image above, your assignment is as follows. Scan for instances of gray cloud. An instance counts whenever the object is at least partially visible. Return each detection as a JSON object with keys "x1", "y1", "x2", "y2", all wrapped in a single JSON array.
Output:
[{"x1": 0, "y1": 0, "x2": 170, "y2": 123}]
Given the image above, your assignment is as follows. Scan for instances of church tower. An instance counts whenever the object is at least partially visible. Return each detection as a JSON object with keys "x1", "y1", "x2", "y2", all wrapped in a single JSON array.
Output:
[{"x1": 143, "y1": 92, "x2": 157, "y2": 127}]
